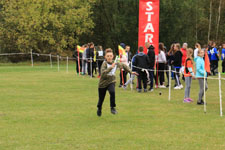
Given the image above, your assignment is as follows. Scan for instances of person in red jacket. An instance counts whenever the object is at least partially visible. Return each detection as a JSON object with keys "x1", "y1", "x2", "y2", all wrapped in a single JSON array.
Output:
[{"x1": 181, "y1": 43, "x2": 188, "y2": 81}]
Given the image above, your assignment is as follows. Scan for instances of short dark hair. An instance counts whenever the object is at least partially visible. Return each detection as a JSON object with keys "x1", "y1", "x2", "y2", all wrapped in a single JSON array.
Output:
[
  {"x1": 89, "y1": 42, "x2": 94, "y2": 47},
  {"x1": 139, "y1": 46, "x2": 144, "y2": 52},
  {"x1": 105, "y1": 48, "x2": 113, "y2": 54}
]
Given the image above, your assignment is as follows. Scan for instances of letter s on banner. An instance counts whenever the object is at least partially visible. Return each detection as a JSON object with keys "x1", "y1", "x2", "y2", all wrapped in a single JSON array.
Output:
[{"x1": 138, "y1": 0, "x2": 159, "y2": 55}]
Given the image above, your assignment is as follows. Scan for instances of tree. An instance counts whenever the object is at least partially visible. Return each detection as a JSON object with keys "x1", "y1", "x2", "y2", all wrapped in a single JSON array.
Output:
[
  {"x1": 0, "y1": 0, "x2": 225, "y2": 56},
  {"x1": 0, "y1": 0, "x2": 96, "y2": 53},
  {"x1": 216, "y1": 0, "x2": 222, "y2": 41}
]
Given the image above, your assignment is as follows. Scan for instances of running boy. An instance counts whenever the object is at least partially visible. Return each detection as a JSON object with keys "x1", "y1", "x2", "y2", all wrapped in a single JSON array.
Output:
[{"x1": 97, "y1": 48, "x2": 137, "y2": 117}]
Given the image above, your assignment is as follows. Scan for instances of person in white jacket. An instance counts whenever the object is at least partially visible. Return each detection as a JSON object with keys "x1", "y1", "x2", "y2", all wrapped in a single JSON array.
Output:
[
  {"x1": 119, "y1": 53, "x2": 128, "y2": 87},
  {"x1": 155, "y1": 43, "x2": 167, "y2": 88},
  {"x1": 194, "y1": 43, "x2": 201, "y2": 58}
]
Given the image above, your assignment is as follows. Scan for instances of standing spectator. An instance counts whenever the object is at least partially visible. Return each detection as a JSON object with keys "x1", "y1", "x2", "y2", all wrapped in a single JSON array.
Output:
[
  {"x1": 183, "y1": 48, "x2": 195, "y2": 103},
  {"x1": 74, "y1": 46, "x2": 83, "y2": 74},
  {"x1": 86, "y1": 42, "x2": 95, "y2": 77},
  {"x1": 156, "y1": 43, "x2": 167, "y2": 88},
  {"x1": 194, "y1": 49, "x2": 208, "y2": 105},
  {"x1": 181, "y1": 43, "x2": 188, "y2": 81},
  {"x1": 201, "y1": 45, "x2": 211, "y2": 76},
  {"x1": 123, "y1": 50, "x2": 138, "y2": 89},
  {"x1": 221, "y1": 44, "x2": 225, "y2": 74},
  {"x1": 119, "y1": 43, "x2": 128, "y2": 87},
  {"x1": 194, "y1": 43, "x2": 201, "y2": 58},
  {"x1": 82, "y1": 44, "x2": 88, "y2": 75},
  {"x1": 167, "y1": 44, "x2": 176, "y2": 82},
  {"x1": 97, "y1": 46, "x2": 104, "y2": 78},
  {"x1": 209, "y1": 42, "x2": 219, "y2": 75},
  {"x1": 133, "y1": 46, "x2": 150, "y2": 92},
  {"x1": 93, "y1": 47, "x2": 97, "y2": 75},
  {"x1": 208, "y1": 41, "x2": 213, "y2": 55},
  {"x1": 125, "y1": 45, "x2": 133, "y2": 84},
  {"x1": 172, "y1": 43, "x2": 183, "y2": 90},
  {"x1": 207, "y1": 41, "x2": 213, "y2": 64},
  {"x1": 146, "y1": 42, "x2": 155, "y2": 91},
  {"x1": 125, "y1": 45, "x2": 132, "y2": 65}
]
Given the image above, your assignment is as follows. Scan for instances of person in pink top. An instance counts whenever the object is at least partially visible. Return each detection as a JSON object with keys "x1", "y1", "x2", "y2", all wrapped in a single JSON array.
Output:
[{"x1": 181, "y1": 43, "x2": 188, "y2": 81}]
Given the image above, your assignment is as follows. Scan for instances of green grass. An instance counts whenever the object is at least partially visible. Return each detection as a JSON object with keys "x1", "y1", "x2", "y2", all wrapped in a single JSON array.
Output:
[{"x1": 1, "y1": 62, "x2": 225, "y2": 150}]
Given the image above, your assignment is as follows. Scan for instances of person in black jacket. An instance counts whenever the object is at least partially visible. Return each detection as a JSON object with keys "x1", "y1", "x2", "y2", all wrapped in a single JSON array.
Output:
[
  {"x1": 167, "y1": 44, "x2": 175, "y2": 81},
  {"x1": 86, "y1": 42, "x2": 95, "y2": 77},
  {"x1": 125, "y1": 45, "x2": 132, "y2": 64},
  {"x1": 96, "y1": 46, "x2": 104, "y2": 78},
  {"x1": 145, "y1": 42, "x2": 155, "y2": 91},
  {"x1": 133, "y1": 46, "x2": 150, "y2": 92},
  {"x1": 171, "y1": 43, "x2": 183, "y2": 89}
]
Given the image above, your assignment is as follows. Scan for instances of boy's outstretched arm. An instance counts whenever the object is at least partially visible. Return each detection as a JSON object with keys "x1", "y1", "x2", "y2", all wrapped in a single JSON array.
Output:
[{"x1": 118, "y1": 63, "x2": 138, "y2": 76}]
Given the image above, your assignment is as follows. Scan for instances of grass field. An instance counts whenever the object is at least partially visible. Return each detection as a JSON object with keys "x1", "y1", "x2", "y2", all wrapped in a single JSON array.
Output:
[{"x1": 1, "y1": 62, "x2": 225, "y2": 150}]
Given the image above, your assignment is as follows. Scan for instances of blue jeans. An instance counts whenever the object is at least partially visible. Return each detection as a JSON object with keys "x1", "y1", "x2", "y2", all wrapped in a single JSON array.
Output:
[{"x1": 174, "y1": 67, "x2": 181, "y2": 86}]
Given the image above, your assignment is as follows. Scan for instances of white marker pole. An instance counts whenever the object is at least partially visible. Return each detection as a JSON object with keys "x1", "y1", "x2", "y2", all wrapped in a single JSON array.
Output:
[
  {"x1": 57, "y1": 55, "x2": 60, "y2": 72},
  {"x1": 50, "y1": 54, "x2": 52, "y2": 68},
  {"x1": 168, "y1": 66, "x2": 171, "y2": 101},
  {"x1": 219, "y1": 72, "x2": 223, "y2": 117},
  {"x1": 66, "y1": 56, "x2": 69, "y2": 73},
  {"x1": 204, "y1": 72, "x2": 207, "y2": 114},
  {"x1": 30, "y1": 49, "x2": 33, "y2": 67}
]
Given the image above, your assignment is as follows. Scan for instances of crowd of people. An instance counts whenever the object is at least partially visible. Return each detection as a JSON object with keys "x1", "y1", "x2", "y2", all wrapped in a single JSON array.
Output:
[{"x1": 74, "y1": 41, "x2": 225, "y2": 116}]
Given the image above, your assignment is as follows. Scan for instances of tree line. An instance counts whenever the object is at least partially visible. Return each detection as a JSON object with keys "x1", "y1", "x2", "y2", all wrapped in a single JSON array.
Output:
[{"x1": 0, "y1": 0, "x2": 224, "y2": 56}]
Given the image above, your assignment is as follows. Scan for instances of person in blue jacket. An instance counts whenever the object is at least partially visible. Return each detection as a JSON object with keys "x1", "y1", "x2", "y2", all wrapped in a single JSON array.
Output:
[
  {"x1": 195, "y1": 49, "x2": 208, "y2": 105},
  {"x1": 221, "y1": 44, "x2": 225, "y2": 74},
  {"x1": 208, "y1": 42, "x2": 219, "y2": 75},
  {"x1": 133, "y1": 46, "x2": 150, "y2": 92}
]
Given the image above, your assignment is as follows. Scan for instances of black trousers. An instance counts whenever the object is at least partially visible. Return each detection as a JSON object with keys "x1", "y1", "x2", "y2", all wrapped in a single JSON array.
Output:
[
  {"x1": 87, "y1": 62, "x2": 91, "y2": 75},
  {"x1": 222, "y1": 59, "x2": 225, "y2": 73},
  {"x1": 97, "y1": 83, "x2": 116, "y2": 109},
  {"x1": 120, "y1": 70, "x2": 127, "y2": 85},
  {"x1": 97, "y1": 61, "x2": 103, "y2": 76},
  {"x1": 165, "y1": 65, "x2": 170, "y2": 85},
  {"x1": 158, "y1": 63, "x2": 165, "y2": 85},
  {"x1": 148, "y1": 68, "x2": 154, "y2": 89},
  {"x1": 87, "y1": 62, "x2": 94, "y2": 76},
  {"x1": 138, "y1": 71, "x2": 147, "y2": 90},
  {"x1": 211, "y1": 60, "x2": 218, "y2": 75},
  {"x1": 76, "y1": 60, "x2": 82, "y2": 74}
]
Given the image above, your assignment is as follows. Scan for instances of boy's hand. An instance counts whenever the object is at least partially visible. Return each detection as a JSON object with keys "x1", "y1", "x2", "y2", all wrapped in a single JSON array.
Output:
[
  {"x1": 132, "y1": 72, "x2": 139, "y2": 76},
  {"x1": 111, "y1": 63, "x2": 116, "y2": 68},
  {"x1": 192, "y1": 76, "x2": 196, "y2": 80}
]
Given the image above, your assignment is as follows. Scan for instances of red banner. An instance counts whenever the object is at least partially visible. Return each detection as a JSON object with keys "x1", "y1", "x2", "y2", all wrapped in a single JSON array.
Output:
[{"x1": 138, "y1": 0, "x2": 160, "y2": 55}]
